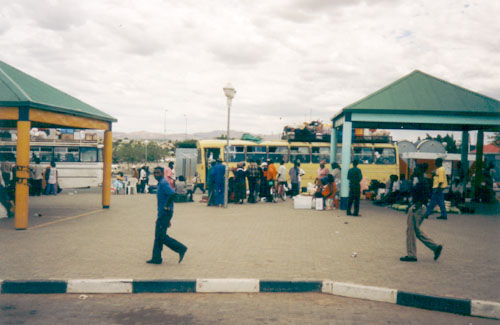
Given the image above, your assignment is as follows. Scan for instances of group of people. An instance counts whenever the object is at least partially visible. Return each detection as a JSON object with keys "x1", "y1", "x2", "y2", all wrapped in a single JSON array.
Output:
[
  {"x1": 205, "y1": 157, "x2": 346, "y2": 210},
  {"x1": 1, "y1": 155, "x2": 59, "y2": 218},
  {"x1": 206, "y1": 158, "x2": 306, "y2": 207}
]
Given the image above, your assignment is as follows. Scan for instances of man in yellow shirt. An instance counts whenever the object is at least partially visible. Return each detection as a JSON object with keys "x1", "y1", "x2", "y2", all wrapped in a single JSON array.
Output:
[{"x1": 423, "y1": 158, "x2": 448, "y2": 220}]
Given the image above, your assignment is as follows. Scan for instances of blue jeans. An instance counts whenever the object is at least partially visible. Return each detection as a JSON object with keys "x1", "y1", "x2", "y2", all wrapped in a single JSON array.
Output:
[
  {"x1": 45, "y1": 183, "x2": 56, "y2": 195},
  {"x1": 424, "y1": 188, "x2": 447, "y2": 218},
  {"x1": 214, "y1": 183, "x2": 225, "y2": 206}
]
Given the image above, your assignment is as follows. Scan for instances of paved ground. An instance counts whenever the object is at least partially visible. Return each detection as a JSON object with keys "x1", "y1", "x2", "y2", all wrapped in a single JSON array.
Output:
[
  {"x1": 2, "y1": 293, "x2": 497, "y2": 325},
  {"x1": 0, "y1": 189, "x2": 499, "y2": 302}
]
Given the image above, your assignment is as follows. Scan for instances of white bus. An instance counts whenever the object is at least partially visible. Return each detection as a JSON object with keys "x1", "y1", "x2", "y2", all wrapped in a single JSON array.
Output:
[{"x1": 0, "y1": 139, "x2": 103, "y2": 188}]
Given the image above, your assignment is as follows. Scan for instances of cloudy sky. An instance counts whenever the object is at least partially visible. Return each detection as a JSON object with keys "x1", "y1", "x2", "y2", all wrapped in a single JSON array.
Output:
[{"x1": 0, "y1": 0, "x2": 499, "y2": 141}]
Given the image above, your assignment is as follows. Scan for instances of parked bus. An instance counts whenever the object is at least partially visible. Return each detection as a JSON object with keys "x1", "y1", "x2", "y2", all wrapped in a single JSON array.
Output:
[
  {"x1": 0, "y1": 139, "x2": 103, "y2": 188},
  {"x1": 196, "y1": 139, "x2": 399, "y2": 189}
]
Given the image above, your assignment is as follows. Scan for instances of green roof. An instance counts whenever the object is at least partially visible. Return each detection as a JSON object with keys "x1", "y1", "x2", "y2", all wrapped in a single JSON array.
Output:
[
  {"x1": 342, "y1": 70, "x2": 500, "y2": 115},
  {"x1": 0, "y1": 60, "x2": 116, "y2": 122}
]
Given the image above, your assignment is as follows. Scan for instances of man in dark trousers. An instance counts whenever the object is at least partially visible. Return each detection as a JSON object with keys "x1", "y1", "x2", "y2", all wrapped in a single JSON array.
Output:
[
  {"x1": 347, "y1": 159, "x2": 363, "y2": 216},
  {"x1": 147, "y1": 166, "x2": 187, "y2": 265},
  {"x1": 210, "y1": 158, "x2": 226, "y2": 207},
  {"x1": 400, "y1": 164, "x2": 443, "y2": 262}
]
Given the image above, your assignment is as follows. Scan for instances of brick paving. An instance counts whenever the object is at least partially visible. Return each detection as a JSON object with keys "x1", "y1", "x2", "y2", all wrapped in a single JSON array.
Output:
[{"x1": 0, "y1": 190, "x2": 499, "y2": 301}]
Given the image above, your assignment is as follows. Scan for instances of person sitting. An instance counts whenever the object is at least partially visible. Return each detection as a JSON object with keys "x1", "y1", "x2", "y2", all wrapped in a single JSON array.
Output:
[
  {"x1": 374, "y1": 174, "x2": 400, "y2": 206},
  {"x1": 447, "y1": 177, "x2": 464, "y2": 206},
  {"x1": 175, "y1": 175, "x2": 193, "y2": 202},
  {"x1": 399, "y1": 174, "x2": 411, "y2": 202},
  {"x1": 321, "y1": 174, "x2": 336, "y2": 210}
]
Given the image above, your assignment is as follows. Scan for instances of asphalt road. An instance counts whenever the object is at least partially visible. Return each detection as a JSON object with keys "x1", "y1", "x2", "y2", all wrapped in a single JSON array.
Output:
[{"x1": 0, "y1": 293, "x2": 496, "y2": 325}]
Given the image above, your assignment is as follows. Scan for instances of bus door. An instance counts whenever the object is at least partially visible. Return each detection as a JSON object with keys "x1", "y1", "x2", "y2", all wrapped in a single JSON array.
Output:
[{"x1": 204, "y1": 148, "x2": 221, "y2": 182}]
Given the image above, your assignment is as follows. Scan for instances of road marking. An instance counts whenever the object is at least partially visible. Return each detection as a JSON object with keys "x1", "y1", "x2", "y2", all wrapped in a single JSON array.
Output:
[{"x1": 29, "y1": 209, "x2": 103, "y2": 230}]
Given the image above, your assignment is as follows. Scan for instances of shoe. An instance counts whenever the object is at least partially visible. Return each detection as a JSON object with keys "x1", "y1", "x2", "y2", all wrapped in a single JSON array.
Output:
[
  {"x1": 436, "y1": 216, "x2": 447, "y2": 220},
  {"x1": 400, "y1": 256, "x2": 418, "y2": 262},
  {"x1": 434, "y1": 245, "x2": 443, "y2": 261},
  {"x1": 146, "y1": 259, "x2": 162, "y2": 264},
  {"x1": 178, "y1": 248, "x2": 187, "y2": 264}
]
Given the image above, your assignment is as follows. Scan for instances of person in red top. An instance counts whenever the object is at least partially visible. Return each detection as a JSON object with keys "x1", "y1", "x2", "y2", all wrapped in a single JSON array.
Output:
[{"x1": 266, "y1": 160, "x2": 278, "y2": 202}]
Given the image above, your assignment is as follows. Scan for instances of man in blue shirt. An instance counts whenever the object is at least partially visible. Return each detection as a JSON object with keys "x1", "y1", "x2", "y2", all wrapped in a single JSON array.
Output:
[
  {"x1": 147, "y1": 167, "x2": 187, "y2": 265},
  {"x1": 209, "y1": 158, "x2": 226, "y2": 207}
]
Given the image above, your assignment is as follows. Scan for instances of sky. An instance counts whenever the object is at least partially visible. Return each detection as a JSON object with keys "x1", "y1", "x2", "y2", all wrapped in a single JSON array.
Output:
[{"x1": 0, "y1": 0, "x2": 499, "y2": 142}]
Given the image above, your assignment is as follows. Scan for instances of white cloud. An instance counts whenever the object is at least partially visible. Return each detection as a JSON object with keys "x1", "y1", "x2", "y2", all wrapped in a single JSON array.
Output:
[{"x1": 0, "y1": 0, "x2": 498, "y2": 140}]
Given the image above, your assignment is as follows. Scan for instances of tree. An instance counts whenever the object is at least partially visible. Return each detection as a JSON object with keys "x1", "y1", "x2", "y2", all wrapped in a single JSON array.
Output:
[
  {"x1": 175, "y1": 139, "x2": 197, "y2": 148},
  {"x1": 425, "y1": 133, "x2": 459, "y2": 153}
]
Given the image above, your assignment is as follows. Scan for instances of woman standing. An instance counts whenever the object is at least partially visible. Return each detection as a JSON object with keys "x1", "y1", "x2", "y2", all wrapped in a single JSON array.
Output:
[{"x1": 45, "y1": 161, "x2": 58, "y2": 195}]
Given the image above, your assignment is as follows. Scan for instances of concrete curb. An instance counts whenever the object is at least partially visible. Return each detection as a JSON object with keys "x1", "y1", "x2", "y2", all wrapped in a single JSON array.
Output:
[{"x1": 1, "y1": 279, "x2": 498, "y2": 319}]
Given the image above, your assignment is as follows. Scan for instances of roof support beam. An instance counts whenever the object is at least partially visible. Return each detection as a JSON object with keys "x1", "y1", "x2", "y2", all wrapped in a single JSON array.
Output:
[{"x1": 30, "y1": 108, "x2": 110, "y2": 130}]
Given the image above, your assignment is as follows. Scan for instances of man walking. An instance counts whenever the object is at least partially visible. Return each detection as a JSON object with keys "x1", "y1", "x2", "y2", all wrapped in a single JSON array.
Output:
[
  {"x1": 347, "y1": 159, "x2": 362, "y2": 216},
  {"x1": 400, "y1": 164, "x2": 443, "y2": 262},
  {"x1": 147, "y1": 166, "x2": 187, "y2": 265},
  {"x1": 423, "y1": 158, "x2": 448, "y2": 220}
]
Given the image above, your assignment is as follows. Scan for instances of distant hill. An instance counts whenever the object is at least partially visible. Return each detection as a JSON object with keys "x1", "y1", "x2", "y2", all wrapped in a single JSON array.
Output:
[{"x1": 113, "y1": 130, "x2": 280, "y2": 141}]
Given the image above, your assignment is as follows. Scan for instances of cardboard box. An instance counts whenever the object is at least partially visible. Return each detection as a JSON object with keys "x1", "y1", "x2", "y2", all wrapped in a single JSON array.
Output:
[{"x1": 293, "y1": 195, "x2": 312, "y2": 209}]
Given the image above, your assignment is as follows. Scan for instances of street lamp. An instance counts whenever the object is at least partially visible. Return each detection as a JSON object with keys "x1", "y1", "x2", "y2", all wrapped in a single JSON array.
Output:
[
  {"x1": 184, "y1": 114, "x2": 188, "y2": 140},
  {"x1": 164, "y1": 109, "x2": 168, "y2": 141},
  {"x1": 223, "y1": 83, "x2": 236, "y2": 208}
]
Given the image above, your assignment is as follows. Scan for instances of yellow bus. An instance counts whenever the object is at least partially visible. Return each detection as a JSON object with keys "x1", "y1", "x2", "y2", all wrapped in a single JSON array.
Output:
[{"x1": 196, "y1": 139, "x2": 399, "y2": 189}]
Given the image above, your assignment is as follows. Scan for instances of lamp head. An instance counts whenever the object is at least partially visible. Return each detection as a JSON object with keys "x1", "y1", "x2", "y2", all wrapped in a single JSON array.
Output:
[{"x1": 223, "y1": 83, "x2": 236, "y2": 99}]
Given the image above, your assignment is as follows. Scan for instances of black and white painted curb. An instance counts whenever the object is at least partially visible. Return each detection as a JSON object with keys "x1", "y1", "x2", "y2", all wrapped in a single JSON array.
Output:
[{"x1": 1, "y1": 279, "x2": 498, "y2": 319}]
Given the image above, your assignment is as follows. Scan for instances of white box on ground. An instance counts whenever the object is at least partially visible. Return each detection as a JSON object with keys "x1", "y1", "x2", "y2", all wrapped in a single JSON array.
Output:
[
  {"x1": 315, "y1": 198, "x2": 324, "y2": 210},
  {"x1": 196, "y1": 279, "x2": 259, "y2": 293},
  {"x1": 293, "y1": 195, "x2": 313, "y2": 209},
  {"x1": 67, "y1": 279, "x2": 133, "y2": 293}
]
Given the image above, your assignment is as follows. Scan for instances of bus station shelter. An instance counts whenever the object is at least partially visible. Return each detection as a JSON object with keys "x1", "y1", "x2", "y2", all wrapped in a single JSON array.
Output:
[
  {"x1": 331, "y1": 70, "x2": 500, "y2": 210},
  {"x1": 0, "y1": 61, "x2": 116, "y2": 229}
]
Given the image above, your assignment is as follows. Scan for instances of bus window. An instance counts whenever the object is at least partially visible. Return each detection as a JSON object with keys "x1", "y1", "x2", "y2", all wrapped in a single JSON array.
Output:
[
  {"x1": 247, "y1": 146, "x2": 266, "y2": 163},
  {"x1": 228, "y1": 145, "x2": 245, "y2": 162},
  {"x1": 40, "y1": 147, "x2": 53, "y2": 162},
  {"x1": 353, "y1": 147, "x2": 373, "y2": 164},
  {"x1": 80, "y1": 147, "x2": 98, "y2": 162},
  {"x1": 312, "y1": 147, "x2": 330, "y2": 164},
  {"x1": 54, "y1": 147, "x2": 79, "y2": 162},
  {"x1": 374, "y1": 148, "x2": 396, "y2": 164},
  {"x1": 268, "y1": 146, "x2": 289, "y2": 163},
  {"x1": 290, "y1": 146, "x2": 310, "y2": 163}
]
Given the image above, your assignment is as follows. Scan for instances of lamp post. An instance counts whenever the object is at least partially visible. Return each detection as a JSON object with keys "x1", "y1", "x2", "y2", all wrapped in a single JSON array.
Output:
[
  {"x1": 223, "y1": 83, "x2": 236, "y2": 208},
  {"x1": 164, "y1": 109, "x2": 168, "y2": 141},
  {"x1": 184, "y1": 114, "x2": 188, "y2": 140}
]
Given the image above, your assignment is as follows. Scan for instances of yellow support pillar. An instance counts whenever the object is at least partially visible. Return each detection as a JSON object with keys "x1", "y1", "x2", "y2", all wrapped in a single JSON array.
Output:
[
  {"x1": 15, "y1": 120, "x2": 31, "y2": 230},
  {"x1": 102, "y1": 130, "x2": 112, "y2": 208}
]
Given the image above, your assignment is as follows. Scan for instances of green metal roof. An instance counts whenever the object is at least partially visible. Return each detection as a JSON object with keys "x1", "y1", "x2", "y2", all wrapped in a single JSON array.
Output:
[
  {"x1": 0, "y1": 60, "x2": 116, "y2": 122},
  {"x1": 342, "y1": 70, "x2": 500, "y2": 115}
]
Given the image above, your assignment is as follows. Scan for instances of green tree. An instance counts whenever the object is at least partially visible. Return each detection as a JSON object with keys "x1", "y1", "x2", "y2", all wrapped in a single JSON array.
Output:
[
  {"x1": 175, "y1": 139, "x2": 197, "y2": 148},
  {"x1": 425, "y1": 133, "x2": 459, "y2": 153}
]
